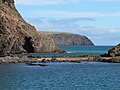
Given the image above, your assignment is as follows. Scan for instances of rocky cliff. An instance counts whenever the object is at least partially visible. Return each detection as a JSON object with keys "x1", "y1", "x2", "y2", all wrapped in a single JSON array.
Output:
[
  {"x1": 39, "y1": 32, "x2": 94, "y2": 46},
  {"x1": 108, "y1": 44, "x2": 120, "y2": 57},
  {"x1": 0, "y1": 0, "x2": 63, "y2": 56}
]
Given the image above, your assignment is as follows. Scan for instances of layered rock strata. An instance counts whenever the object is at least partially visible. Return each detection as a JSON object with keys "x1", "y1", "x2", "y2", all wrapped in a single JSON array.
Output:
[{"x1": 0, "y1": 0, "x2": 63, "y2": 56}]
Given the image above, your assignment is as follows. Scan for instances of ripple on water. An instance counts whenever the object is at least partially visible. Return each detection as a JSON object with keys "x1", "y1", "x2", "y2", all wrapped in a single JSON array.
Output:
[{"x1": 0, "y1": 62, "x2": 120, "y2": 90}]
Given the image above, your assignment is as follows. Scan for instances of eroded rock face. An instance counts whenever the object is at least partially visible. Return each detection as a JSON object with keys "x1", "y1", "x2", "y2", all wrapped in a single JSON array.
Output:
[
  {"x1": 108, "y1": 44, "x2": 120, "y2": 57},
  {"x1": 0, "y1": 0, "x2": 63, "y2": 56}
]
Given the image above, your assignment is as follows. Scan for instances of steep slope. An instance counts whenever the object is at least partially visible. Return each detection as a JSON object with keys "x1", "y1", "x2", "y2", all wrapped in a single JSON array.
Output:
[
  {"x1": 0, "y1": 0, "x2": 63, "y2": 56},
  {"x1": 108, "y1": 44, "x2": 120, "y2": 56},
  {"x1": 39, "y1": 32, "x2": 94, "y2": 46}
]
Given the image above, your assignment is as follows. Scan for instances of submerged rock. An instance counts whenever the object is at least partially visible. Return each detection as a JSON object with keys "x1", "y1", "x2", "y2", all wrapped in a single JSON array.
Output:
[
  {"x1": 0, "y1": 0, "x2": 63, "y2": 56},
  {"x1": 26, "y1": 63, "x2": 47, "y2": 67}
]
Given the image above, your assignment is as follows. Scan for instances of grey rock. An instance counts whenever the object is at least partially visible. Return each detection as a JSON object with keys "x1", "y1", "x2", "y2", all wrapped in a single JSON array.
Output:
[{"x1": 40, "y1": 32, "x2": 94, "y2": 46}]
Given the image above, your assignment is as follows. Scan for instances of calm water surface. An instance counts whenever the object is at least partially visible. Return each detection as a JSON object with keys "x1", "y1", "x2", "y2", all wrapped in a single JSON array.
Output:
[
  {"x1": 0, "y1": 62, "x2": 120, "y2": 90},
  {"x1": 19, "y1": 46, "x2": 113, "y2": 57}
]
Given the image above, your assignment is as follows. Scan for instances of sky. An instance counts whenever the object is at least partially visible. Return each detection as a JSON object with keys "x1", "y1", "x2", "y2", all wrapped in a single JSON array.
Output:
[{"x1": 15, "y1": 0, "x2": 120, "y2": 45}]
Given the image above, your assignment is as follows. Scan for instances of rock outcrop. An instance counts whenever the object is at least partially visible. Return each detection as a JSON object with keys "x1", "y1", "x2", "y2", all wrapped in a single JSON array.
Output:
[
  {"x1": 0, "y1": 0, "x2": 15, "y2": 9},
  {"x1": 0, "y1": 0, "x2": 64, "y2": 56},
  {"x1": 108, "y1": 44, "x2": 120, "y2": 57},
  {"x1": 39, "y1": 32, "x2": 94, "y2": 46}
]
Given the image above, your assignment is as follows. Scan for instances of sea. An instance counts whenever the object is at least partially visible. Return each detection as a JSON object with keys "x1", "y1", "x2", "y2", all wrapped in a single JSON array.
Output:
[
  {"x1": 1, "y1": 46, "x2": 120, "y2": 90},
  {"x1": 19, "y1": 46, "x2": 113, "y2": 57}
]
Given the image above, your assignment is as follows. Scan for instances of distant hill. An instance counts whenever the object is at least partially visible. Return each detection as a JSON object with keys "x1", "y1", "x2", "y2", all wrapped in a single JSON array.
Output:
[{"x1": 39, "y1": 31, "x2": 94, "y2": 46}]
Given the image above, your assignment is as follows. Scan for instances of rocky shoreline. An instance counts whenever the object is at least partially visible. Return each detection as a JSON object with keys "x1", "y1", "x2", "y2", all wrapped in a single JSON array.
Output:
[{"x1": 0, "y1": 55, "x2": 120, "y2": 64}]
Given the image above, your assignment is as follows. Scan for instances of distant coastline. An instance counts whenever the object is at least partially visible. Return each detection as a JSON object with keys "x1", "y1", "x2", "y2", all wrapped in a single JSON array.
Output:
[{"x1": 39, "y1": 31, "x2": 94, "y2": 46}]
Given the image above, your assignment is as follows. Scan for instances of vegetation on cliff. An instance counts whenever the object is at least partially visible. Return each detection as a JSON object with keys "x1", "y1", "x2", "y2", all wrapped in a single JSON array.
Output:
[{"x1": 39, "y1": 32, "x2": 94, "y2": 46}]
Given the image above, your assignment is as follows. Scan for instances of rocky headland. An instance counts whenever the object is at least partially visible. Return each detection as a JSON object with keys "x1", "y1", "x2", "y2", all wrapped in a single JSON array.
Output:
[
  {"x1": 39, "y1": 32, "x2": 94, "y2": 46},
  {"x1": 108, "y1": 44, "x2": 120, "y2": 57},
  {"x1": 100, "y1": 44, "x2": 120, "y2": 57},
  {"x1": 0, "y1": 0, "x2": 64, "y2": 56},
  {"x1": 0, "y1": 0, "x2": 120, "y2": 64}
]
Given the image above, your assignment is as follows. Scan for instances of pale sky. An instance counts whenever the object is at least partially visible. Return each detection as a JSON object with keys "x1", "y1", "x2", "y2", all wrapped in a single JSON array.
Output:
[{"x1": 15, "y1": 0, "x2": 120, "y2": 45}]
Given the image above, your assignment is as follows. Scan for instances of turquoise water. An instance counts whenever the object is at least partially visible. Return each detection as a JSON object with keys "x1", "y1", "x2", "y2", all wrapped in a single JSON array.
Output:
[
  {"x1": 1, "y1": 46, "x2": 118, "y2": 90},
  {"x1": 0, "y1": 62, "x2": 120, "y2": 90},
  {"x1": 59, "y1": 46, "x2": 113, "y2": 55},
  {"x1": 19, "y1": 46, "x2": 113, "y2": 57}
]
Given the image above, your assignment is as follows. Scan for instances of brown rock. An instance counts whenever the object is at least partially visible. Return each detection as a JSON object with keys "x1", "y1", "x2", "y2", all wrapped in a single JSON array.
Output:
[
  {"x1": 0, "y1": 0, "x2": 63, "y2": 56},
  {"x1": 108, "y1": 44, "x2": 120, "y2": 57}
]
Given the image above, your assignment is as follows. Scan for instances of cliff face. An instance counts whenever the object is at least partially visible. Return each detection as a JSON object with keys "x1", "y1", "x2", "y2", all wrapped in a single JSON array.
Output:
[
  {"x1": 108, "y1": 44, "x2": 120, "y2": 57},
  {"x1": 39, "y1": 32, "x2": 94, "y2": 46},
  {"x1": 0, "y1": 0, "x2": 63, "y2": 56}
]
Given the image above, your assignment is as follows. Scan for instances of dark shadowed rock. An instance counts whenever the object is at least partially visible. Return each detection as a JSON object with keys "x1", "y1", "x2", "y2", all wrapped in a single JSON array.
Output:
[
  {"x1": 0, "y1": 0, "x2": 64, "y2": 56},
  {"x1": 26, "y1": 63, "x2": 47, "y2": 67},
  {"x1": 108, "y1": 44, "x2": 120, "y2": 57},
  {"x1": 100, "y1": 53, "x2": 111, "y2": 57},
  {"x1": 39, "y1": 32, "x2": 94, "y2": 46}
]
